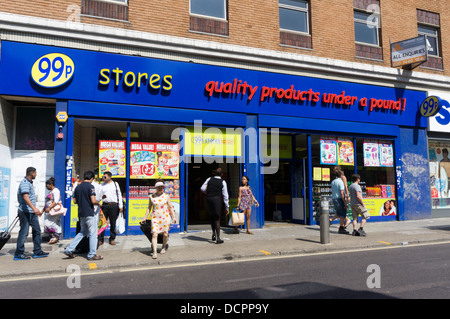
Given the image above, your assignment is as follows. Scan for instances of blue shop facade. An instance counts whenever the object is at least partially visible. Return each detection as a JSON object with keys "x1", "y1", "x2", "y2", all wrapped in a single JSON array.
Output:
[{"x1": 0, "y1": 40, "x2": 431, "y2": 239}]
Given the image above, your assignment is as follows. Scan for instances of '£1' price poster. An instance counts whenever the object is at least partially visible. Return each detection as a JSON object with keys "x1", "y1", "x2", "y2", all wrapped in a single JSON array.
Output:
[{"x1": 130, "y1": 142, "x2": 179, "y2": 179}]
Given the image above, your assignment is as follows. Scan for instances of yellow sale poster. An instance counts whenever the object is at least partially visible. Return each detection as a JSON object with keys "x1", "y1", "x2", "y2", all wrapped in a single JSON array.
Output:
[{"x1": 127, "y1": 197, "x2": 180, "y2": 227}]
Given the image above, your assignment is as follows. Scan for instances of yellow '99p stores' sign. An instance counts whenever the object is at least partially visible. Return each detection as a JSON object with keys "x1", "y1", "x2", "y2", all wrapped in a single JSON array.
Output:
[{"x1": 31, "y1": 53, "x2": 75, "y2": 88}]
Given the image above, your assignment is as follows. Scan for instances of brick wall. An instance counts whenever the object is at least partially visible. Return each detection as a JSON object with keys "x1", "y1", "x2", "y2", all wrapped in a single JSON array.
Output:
[{"x1": 1, "y1": 0, "x2": 449, "y2": 75}]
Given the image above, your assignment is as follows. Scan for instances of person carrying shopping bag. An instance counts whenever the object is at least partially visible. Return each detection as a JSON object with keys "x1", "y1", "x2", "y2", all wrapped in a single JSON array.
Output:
[
  {"x1": 43, "y1": 177, "x2": 63, "y2": 244},
  {"x1": 234, "y1": 176, "x2": 259, "y2": 235}
]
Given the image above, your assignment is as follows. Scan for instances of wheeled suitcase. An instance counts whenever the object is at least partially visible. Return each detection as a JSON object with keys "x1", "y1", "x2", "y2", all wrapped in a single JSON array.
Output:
[
  {"x1": 139, "y1": 220, "x2": 167, "y2": 245},
  {"x1": 0, "y1": 216, "x2": 20, "y2": 251}
]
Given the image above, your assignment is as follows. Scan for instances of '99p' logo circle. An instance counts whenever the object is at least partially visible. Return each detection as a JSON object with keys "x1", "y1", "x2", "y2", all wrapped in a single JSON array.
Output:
[{"x1": 31, "y1": 53, "x2": 75, "y2": 88}]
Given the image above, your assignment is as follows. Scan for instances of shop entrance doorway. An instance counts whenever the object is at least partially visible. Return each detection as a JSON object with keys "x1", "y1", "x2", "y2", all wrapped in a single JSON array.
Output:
[
  {"x1": 186, "y1": 160, "x2": 241, "y2": 230},
  {"x1": 262, "y1": 134, "x2": 307, "y2": 224},
  {"x1": 263, "y1": 159, "x2": 306, "y2": 223}
]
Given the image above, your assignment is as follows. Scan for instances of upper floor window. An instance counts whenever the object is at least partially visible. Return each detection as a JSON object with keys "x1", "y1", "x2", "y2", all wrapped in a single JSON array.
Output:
[
  {"x1": 279, "y1": 0, "x2": 309, "y2": 34},
  {"x1": 354, "y1": 10, "x2": 380, "y2": 46},
  {"x1": 81, "y1": 0, "x2": 129, "y2": 21},
  {"x1": 190, "y1": 0, "x2": 227, "y2": 20},
  {"x1": 102, "y1": 0, "x2": 127, "y2": 3},
  {"x1": 418, "y1": 25, "x2": 440, "y2": 57}
]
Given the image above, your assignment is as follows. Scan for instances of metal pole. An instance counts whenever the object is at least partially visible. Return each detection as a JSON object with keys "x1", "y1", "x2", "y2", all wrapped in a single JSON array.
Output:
[{"x1": 319, "y1": 195, "x2": 330, "y2": 244}]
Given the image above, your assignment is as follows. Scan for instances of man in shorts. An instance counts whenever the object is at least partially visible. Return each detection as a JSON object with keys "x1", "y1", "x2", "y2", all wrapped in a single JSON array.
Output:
[
  {"x1": 349, "y1": 174, "x2": 370, "y2": 236},
  {"x1": 331, "y1": 170, "x2": 349, "y2": 234}
]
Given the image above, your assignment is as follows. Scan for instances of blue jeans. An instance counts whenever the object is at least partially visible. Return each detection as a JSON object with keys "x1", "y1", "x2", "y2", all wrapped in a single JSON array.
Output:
[
  {"x1": 15, "y1": 209, "x2": 43, "y2": 256},
  {"x1": 65, "y1": 215, "x2": 98, "y2": 259}
]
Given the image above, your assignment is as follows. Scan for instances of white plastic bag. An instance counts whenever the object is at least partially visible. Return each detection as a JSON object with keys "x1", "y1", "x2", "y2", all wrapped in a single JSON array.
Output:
[{"x1": 116, "y1": 212, "x2": 126, "y2": 234}]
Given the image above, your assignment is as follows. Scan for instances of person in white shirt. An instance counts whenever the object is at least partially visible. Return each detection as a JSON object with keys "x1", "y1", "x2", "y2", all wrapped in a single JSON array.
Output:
[
  {"x1": 97, "y1": 171, "x2": 123, "y2": 245},
  {"x1": 43, "y1": 177, "x2": 62, "y2": 244},
  {"x1": 201, "y1": 168, "x2": 229, "y2": 244}
]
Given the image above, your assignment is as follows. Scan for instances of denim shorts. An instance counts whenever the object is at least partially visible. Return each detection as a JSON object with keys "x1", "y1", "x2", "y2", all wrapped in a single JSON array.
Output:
[{"x1": 332, "y1": 198, "x2": 347, "y2": 218}]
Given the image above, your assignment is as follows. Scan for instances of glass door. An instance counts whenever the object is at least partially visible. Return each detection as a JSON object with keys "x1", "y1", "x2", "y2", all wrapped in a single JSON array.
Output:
[{"x1": 292, "y1": 158, "x2": 306, "y2": 223}]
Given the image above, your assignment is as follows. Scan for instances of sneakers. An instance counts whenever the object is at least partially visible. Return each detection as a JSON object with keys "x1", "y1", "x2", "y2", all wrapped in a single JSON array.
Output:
[
  {"x1": 14, "y1": 251, "x2": 49, "y2": 260},
  {"x1": 338, "y1": 227, "x2": 349, "y2": 234},
  {"x1": 13, "y1": 254, "x2": 31, "y2": 261},
  {"x1": 352, "y1": 228, "x2": 367, "y2": 236},
  {"x1": 32, "y1": 251, "x2": 49, "y2": 258}
]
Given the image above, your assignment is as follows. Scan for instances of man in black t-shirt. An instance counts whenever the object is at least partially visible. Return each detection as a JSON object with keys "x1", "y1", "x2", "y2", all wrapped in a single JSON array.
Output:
[{"x1": 64, "y1": 171, "x2": 103, "y2": 260}]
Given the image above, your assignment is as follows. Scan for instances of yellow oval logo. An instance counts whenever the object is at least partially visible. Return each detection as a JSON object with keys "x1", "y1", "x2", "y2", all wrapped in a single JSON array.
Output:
[
  {"x1": 31, "y1": 53, "x2": 75, "y2": 88},
  {"x1": 420, "y1": 96, "x2": 441, "y2": 118}
]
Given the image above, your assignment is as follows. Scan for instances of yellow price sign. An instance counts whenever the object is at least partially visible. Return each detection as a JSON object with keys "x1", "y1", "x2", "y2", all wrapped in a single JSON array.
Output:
[{"x1": 420, "y1": 96, "x2": 441, "y2": 118}]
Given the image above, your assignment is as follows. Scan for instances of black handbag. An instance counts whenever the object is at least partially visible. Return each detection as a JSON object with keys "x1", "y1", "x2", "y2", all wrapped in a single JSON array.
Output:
[{"x1": 139, "y1": 220, "x2": 167, "y2": 244}]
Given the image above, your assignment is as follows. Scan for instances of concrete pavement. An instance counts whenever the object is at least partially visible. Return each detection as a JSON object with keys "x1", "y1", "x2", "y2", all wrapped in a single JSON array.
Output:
[{"x1": 1, "y1": 217, "x2": 450, "y2": 279}]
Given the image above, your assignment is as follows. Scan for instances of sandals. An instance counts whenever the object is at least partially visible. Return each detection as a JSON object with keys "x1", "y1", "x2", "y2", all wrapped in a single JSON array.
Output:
[
  {"x1": 152, "y1": 253, "x2": 158, "y2": 259},
  {"x1": 88, "y1": 255, "x2": 103, "y2": 260}
]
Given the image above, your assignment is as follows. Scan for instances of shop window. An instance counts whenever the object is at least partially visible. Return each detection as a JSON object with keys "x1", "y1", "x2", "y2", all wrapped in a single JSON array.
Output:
[
  {"x1": 72, "y1": 119, "x2": 182, "y2": 233},
  {"x1": 311, "y1": 135, "x2": 355, "y2": 220},
  {"x1": 279, "y1": 0, "x2": 312, "y2": 49},
  {"x1": 15, "y1": 107, "x2": 55, "y2": 151},
  {"x1": 189, "y1": 0, "x2": 229, "y2": 36},
  {"x1": 311, "y1": 135, "x2": 396, "y2": 220},
  {"x1": 428, "y1": 140, "x2": 450, "y2": 212},
  {"x1": 356, "y1": 138, "x2": 396, "y2": 216},
  {"x1": 81, "y1": 0, "x2": 129, "y2": 21}
]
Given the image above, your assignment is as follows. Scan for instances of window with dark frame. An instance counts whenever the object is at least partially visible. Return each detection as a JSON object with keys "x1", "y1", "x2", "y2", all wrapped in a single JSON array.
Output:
[{"x1": 15, "y1": 107, "x2": 55, "y2": 151}]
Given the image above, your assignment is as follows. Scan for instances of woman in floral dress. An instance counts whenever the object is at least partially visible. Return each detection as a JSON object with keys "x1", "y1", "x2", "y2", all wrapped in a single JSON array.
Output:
[
  {"x1": 142, "y1": 181, "x2": 177, "y2": 259},
  {"x1": 236, "y1": 176, "x2": 259, "y2": 235}
]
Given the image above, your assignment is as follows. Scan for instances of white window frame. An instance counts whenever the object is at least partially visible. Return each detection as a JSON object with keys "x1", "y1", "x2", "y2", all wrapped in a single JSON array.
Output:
[
  {"x1": 279, "y1": 0, "x2": 310, "y2": 35},
  {"x1": 190, "y1": 0, "x2": 227, "y2": 21},
  {"x1": 418, "y1": 24, "x2": 440, "y2": 57},
  {"x1": 354, "y1": 10, "x2": 381, "y2": 47}
]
